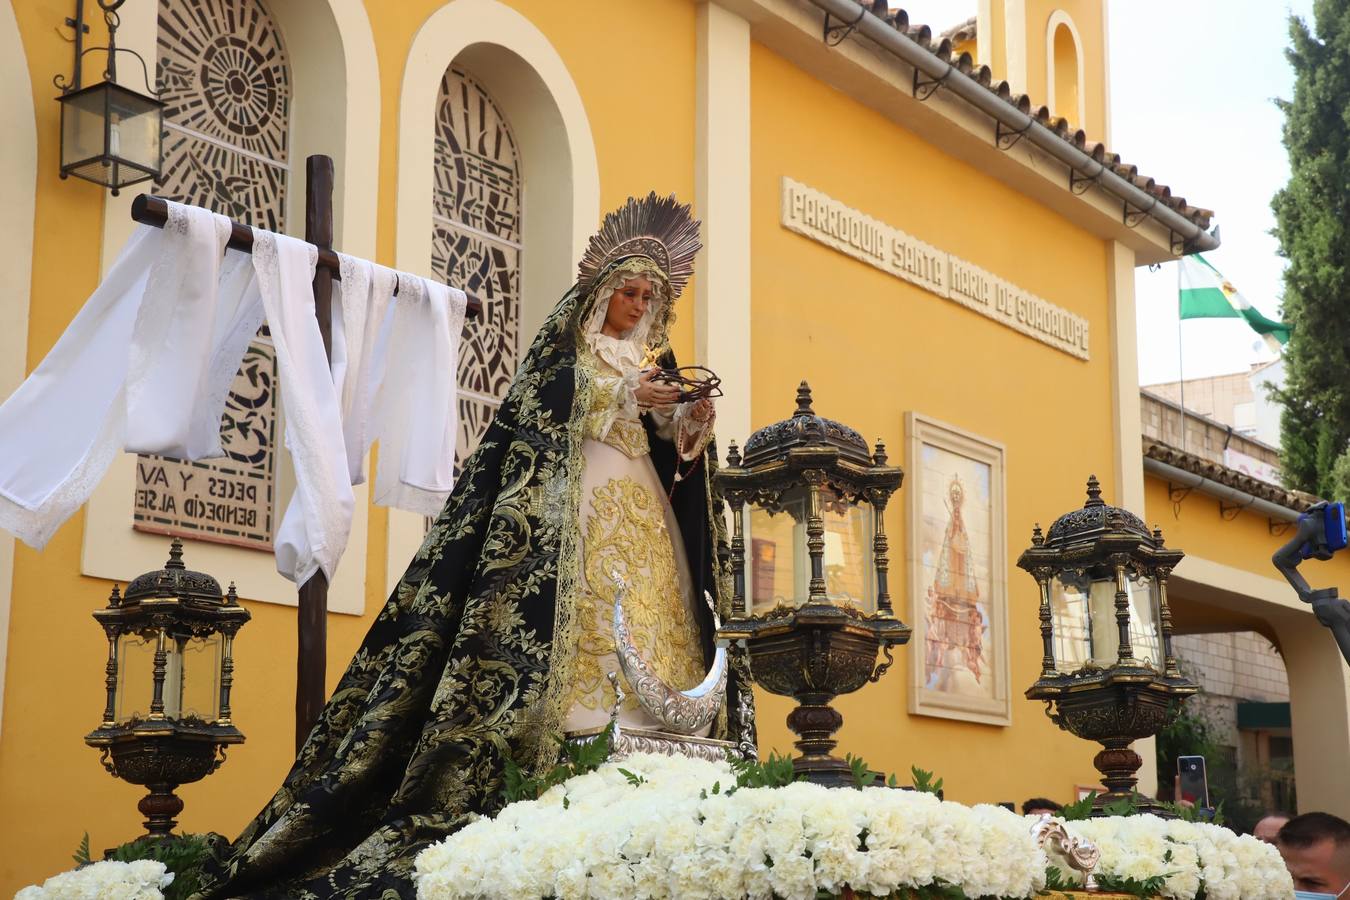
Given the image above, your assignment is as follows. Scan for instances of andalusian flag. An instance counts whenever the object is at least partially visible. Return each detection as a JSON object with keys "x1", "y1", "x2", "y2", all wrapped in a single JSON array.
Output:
[{"x1": 1179, "y1": 253, "x2": 1291, "y2": 353}]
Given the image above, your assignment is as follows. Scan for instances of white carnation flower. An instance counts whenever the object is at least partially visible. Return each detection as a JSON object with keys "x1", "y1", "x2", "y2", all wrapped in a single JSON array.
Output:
[{"x1": 14, "y1": 860, "x2": 173, "y2": 900}]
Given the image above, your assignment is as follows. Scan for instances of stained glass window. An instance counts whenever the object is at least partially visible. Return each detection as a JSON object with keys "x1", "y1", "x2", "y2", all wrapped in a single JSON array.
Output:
[
  {"x1": 134, "y1": 0, "x2": 290, "y2": 549},
  {"x1": 432, "y1": 68, "x2": 522, "y2": 479}
]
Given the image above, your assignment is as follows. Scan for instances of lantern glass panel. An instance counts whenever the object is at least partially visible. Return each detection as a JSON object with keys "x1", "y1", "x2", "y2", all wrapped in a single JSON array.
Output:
[
  {"x1": 1050, "y1": 569, "x2": 1093, "y2": 673},
  {"x1": 177, "y1": 634, "x2": 222, "y2": 721},
  {"x1": 114, "y1": 631, "x2": 158, "y2": 723},
  {"x1": 1059, "y1": 569, "x2": 1163, "y2": 667},
  {"x1": 107, "y1": 83, "x2": 162, "y2": 172},
  {"x1": 60, "y1": 88, "x2": 109, "y2": 170},
  {"x1": 1125, "y1": 573, "x2": 1162, "y2": 667},
  {"x1": 746, "y1": 485, "x2": 873, "y2": 612}
]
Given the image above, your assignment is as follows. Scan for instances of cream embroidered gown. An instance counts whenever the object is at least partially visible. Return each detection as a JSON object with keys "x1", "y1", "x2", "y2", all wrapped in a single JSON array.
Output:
[{"x1": 561, "y1": 344, "x2": 714, "y2": 734}]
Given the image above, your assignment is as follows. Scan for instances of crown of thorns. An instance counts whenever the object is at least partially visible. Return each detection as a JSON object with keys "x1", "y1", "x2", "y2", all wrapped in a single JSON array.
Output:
[{"x1": 651, "y1": 365, "x2": 723, "y2": 402}]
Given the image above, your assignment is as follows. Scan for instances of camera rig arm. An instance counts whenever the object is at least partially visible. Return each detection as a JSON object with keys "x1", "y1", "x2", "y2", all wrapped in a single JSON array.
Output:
[{"x1": 1273, "y1": 501, "x2": 1350, "y2": 667}]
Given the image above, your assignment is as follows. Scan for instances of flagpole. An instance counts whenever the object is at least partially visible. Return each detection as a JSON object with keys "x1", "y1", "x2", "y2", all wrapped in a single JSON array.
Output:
[{"x1": 1177, "y1": 261, "x2": 1186, "y2": 455}]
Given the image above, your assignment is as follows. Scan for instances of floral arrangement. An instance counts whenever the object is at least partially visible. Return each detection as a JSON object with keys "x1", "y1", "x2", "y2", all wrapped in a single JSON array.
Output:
[
  {"x1": 1059, "y1": 814, "x2": 1293, "y2": 900},
  {"x1": 414, "y1": 752, "x2": 1296, "y2": 900},
  {"x1": 15, "y1": 859, "x2": 173, "y2": 900},
  {"x1": 414, "y1": 752, "x2": 1049, "y2": 899}
]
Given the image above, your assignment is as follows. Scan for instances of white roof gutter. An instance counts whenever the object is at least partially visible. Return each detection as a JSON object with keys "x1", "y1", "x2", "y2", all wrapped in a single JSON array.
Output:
[
  {"x1": 1143, "y1": 457, "x2": 1302, "y2": 523},
  {"x1": 803, "y1": 0, "x2": 1220, "y2": 254}
]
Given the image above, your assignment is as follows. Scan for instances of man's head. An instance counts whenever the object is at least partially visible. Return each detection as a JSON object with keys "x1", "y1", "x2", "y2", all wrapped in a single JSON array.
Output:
[
  {"x1": 1277, "y1": 812, "x2": 1350, "y2": 896},
  {"x1": 1255, "y1": 812, "x2": 1293, "y2": 844},
  {"x1": 1022, "y1": 797, "x2": 1062, "y2": 816}
]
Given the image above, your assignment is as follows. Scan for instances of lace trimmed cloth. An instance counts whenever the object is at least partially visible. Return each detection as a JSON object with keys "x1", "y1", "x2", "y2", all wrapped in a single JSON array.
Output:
[
  {"x1": 0, "y1": 202, "x2": 235, "y2": 551},
  {"x1": 0, "y1": 200, "x2": 467, "y2": 584}
]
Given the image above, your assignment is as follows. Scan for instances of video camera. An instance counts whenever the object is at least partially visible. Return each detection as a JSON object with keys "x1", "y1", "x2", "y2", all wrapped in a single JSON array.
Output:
[{"x1": 1273, "y1": 500, "x2": 1350, "y2": 667}]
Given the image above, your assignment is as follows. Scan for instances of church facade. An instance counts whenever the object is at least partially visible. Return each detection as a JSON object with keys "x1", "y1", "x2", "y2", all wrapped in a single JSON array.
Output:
[{"x1": 2, "y1": 0, "x2": 1348, "y2": 892}]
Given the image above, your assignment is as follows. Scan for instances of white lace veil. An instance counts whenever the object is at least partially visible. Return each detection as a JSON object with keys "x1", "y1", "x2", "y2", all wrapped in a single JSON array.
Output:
[{"x1": 580, "y1": 257, "x2": 671, "y2": 373}]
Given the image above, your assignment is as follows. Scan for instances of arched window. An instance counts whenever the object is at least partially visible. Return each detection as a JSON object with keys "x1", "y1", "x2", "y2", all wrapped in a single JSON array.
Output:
[
  {"x1": 432, "y1": 67, "x2": 523, "y2": 476},
  {"x1": 135, "y1": 0, "x2": 291, "y2": 549},
  {"x1": 1048, "y1": 14, "x2": 1082, "y2": 128}
]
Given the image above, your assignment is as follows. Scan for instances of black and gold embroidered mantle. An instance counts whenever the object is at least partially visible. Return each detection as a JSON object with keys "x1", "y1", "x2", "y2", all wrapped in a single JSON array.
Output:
[{"x1": 196, "y1": 262, "x2": 755, "y2": 900}]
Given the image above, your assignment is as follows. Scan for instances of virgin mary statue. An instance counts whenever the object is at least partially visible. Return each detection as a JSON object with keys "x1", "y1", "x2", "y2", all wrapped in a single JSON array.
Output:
[{"x1": 198, "y1": 195, "x2": 756, "y2": 899}]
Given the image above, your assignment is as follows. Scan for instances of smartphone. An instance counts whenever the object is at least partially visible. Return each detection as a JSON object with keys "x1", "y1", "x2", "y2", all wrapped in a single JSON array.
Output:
[
  {"x1": 1300, "y1": 501, "x2": 1348, "y2": 560},
  {"x1": 1177, "y1": 755, "x2": 1209, "y2": 807}
]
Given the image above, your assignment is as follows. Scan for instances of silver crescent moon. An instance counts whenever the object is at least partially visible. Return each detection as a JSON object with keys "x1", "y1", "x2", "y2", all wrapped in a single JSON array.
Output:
[{"x1": 609, "y1": 572, "x2": 727, "y2": 735}]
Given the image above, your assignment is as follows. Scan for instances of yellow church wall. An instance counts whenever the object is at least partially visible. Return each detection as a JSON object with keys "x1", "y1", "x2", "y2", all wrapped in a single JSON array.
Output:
[
  {"x1": 1, "y1": 0, "x2": 704, "y2": 892},
  {"x1": 747, "y1": 41, "x2": 1110, "y2": 806}
]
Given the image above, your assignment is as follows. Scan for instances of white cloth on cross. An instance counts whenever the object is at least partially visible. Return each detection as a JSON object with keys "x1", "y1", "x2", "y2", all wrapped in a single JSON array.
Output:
[
  {"x1": 274, "y1": 256, "x2": 465, "y2": 579},
  {"x1": 0, "y1": 202, "x2": 237, "y2": 549},
  {"x1": 0, "y1": 198, "x2": 467, "y2": 585},
  {"x1": 274, "y1": 258, "x2": 466, "y2": 579},
  {"x1": 332, "y1": 252, "x2": 398, "y2": 486},
  {"x1": 368, "y1": 272, "x2": 468, "y2": 516},
  {"x1": 257, "y1": 230, "x2": 354, "y2": 586}
]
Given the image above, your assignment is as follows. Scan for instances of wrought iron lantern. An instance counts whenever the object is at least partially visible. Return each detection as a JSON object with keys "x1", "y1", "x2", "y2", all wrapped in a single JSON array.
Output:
[
  {"x1": 56, "y1": 0, "x2": 164, "y2": 194},
  {"x1": 1017, "y1": 476, "x2": 1197, "y2": 813},
  {"x1": 86, "y1": 540, "x2": 249, "y2": 838},
  {"x1": 716, "y1": 382, "x2": 910, "y2": 786}
]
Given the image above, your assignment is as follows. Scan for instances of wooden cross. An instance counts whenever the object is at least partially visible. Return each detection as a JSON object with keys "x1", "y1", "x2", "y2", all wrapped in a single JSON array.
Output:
[{"x1": 132, "y1": 154, "x2": 480, "y2": 750}]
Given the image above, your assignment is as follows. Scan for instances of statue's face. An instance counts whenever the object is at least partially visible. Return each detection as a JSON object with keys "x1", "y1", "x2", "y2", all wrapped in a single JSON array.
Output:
[{"x1": 604, "y1": 275, "x2": 654, "y2": 335}]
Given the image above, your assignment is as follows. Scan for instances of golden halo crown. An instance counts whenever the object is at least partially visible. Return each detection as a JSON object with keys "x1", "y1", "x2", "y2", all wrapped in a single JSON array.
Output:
[{"x1": 577, "y1": 193, "x2": 701, "y2": 300}]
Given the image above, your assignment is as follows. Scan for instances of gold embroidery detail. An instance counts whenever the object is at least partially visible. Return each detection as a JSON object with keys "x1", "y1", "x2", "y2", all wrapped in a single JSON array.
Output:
[
  {"x1": 572, "y1": 476, "x2": 705, "y2": 713},
  {"x1": 534, "y1": 347, "x2": 592, "y2": 770},
  {"x1": 579, "y1": 346, "x2": 649, "y2": 458},
  {"x1": 599, "y1": 418, "x2": 649, "y2": 458}
]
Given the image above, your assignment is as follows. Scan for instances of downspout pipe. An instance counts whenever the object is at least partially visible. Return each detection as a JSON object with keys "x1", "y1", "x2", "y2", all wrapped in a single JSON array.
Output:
[
  {"x1": 804, "y1": 0, "x2": 1220, "y2": 254},
  {"x1": 1143, "y1": 457, "x2": 1302, "y2": 523}
]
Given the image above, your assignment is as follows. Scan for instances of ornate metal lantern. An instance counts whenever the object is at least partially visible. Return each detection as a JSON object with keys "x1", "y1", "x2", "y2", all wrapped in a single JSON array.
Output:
[
  {"x1": 86, "y1": 540, "x2": 249, "y2": 838},
  {"x1": 716, "y1": 382, "x2": 910, "y2": 786},
  {"x1": 1017, "y1": 476, "x2": 1197, "y2": 813},
  {"x1": 55, "y1": 0, "x2": 164, "y2": 194}
]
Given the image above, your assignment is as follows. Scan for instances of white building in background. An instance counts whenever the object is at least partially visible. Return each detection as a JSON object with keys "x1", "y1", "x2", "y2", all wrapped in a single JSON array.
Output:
[
  {"x1": 1145, "y1": 359, "x2": 1285, "y2": 453},
  {"x1": 1250, "y1": 357, "x2": 1287, "y2": 451}
]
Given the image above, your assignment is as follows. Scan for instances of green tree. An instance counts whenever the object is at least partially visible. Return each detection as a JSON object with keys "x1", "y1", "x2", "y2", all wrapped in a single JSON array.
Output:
[{"x1": 1272, "y1": 0, "x2": 1350, "y2": 498}]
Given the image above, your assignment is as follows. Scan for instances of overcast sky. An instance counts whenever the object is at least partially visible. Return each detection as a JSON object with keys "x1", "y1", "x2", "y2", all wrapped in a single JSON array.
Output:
[{"x1": 882, "y1": 0, "x2": 1310, "y2": 385}]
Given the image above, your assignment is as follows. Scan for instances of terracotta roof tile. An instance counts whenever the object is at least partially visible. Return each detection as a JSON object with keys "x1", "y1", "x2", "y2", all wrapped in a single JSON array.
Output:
[
  {"x1": 940, "y1": 16, "x2": 978, "y2": 44},
  {"x1": 850, "y1": 5, "x2": 1213, "y2": 231},
  {"x1": 1142, "y1": 438, "x2": 1316, "y2": 512}
]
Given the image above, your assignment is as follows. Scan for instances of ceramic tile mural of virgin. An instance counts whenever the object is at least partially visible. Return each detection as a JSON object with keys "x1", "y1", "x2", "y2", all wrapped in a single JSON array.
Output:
[{"x1": 907, "y1": 413, "x2": 1011, "y2": 726}]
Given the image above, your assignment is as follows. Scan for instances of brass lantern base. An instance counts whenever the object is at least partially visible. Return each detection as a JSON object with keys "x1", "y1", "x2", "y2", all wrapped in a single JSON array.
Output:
[
  {"x1": 1028, "y1": 665, "x2": 1197, "y2": 813},
  {"x1": 720, "y1": 603, "x2": 910, "y2": 787},
  {"x1": 87, "y1": 718, "x2": 243, "y2": 838}
]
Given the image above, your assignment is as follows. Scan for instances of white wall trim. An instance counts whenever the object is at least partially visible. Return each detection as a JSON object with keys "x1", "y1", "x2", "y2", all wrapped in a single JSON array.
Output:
[
  {"x1": 1003, "y1": 0, "x2": 1028, "y2": 96},
  {"x1": 1107, "y1": 241, "x2": 1142, "y2": 514},
  {"x1": 1099, "y1": 0, "x2": 1112, "y2": 145},
  {"x1": 976, "y1": 0, "x2": 994, "y2": 69},
  {"x1": 1045, "y1": 9, "x2": 1087, "y2": 128},
  {"x1": 394, "y1": 0, "x2": 599, "y2": 284},
  {"x1": 0, "y1": 0, "x2": 38, "y2": 740},
  {"x1": 697, "y1": 2, "x2": 752, "y2": 449},
  {"x1": 82, "y1": 0, "x2": 380, "y2": 615},
  {"x1": 387, "y1": 0, "x2": 600, "y2": 593}
]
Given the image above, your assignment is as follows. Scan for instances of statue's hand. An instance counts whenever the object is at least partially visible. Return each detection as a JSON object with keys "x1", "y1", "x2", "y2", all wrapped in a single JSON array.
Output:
[
  {"x1": 688, "y1": 397, "x2": 714, "y2": 420},
  {"x1": 635, "y1": 368, "x2": 679, "y2": 409}
]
